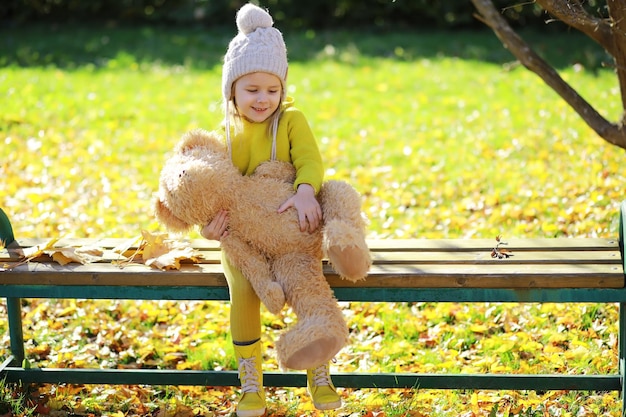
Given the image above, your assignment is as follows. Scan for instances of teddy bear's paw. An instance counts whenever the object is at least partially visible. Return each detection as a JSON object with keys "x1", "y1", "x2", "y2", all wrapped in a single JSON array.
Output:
[
  {"x1": 322, "y1": 218, "x2": 371, "y2": 281},
  {"x1": 276, "y1": 316, "x2": 349, "y2": 370},
  {"x1": 327, "y1": 243, "x2": 372, "y2": 282},
  {"x1": 261, "y1": 282, "x2": 286, "y2": 315},
  {"x1": 279, "y1": 335, "x2": 345, "y2": 370}
]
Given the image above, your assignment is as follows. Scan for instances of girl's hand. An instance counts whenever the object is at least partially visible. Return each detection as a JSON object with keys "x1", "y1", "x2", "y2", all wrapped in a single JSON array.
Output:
[
  {"x1": 201, "y1": 210, "x2": 230, "y2": 241},
  {"x1": 278, "y1": 183, "x2": 322, "y2": 233}
]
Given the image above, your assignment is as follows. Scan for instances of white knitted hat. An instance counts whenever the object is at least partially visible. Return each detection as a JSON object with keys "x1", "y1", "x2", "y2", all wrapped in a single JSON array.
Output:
[{"x1": 222, "y1": 3, "x2": 288, "y2": 102}]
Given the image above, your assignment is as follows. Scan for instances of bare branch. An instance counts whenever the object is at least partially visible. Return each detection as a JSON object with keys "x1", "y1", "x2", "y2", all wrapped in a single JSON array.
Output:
[
  {"x1": 536, "y1": 0, "x2": 614, "y2": 55},
  {"x1": 470, "y1": 0, "x2": 626, "y2": 150}
]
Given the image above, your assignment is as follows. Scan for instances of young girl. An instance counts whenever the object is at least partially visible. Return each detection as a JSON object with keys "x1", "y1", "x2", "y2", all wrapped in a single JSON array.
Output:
[{"x1": 200, "y1": 3, "x2": 342, "y2": 416}]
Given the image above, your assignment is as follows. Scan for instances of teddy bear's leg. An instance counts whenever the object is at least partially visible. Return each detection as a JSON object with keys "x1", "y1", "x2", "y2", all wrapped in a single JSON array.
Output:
[
  {"x1": 272, "y1": 253, "x2": 349, "y2": 370},
  {"x1": 319, "y1": 180, "x2": 372, "y2": 282},
  {"x1": 222, "y1": 239, "x2": 285, "y2": 315}
]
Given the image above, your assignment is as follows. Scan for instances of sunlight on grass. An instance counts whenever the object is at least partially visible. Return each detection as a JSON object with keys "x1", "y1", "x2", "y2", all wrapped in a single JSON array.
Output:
[{"x1": 2, "y1": 31, "x2": 623, "y2": 240}]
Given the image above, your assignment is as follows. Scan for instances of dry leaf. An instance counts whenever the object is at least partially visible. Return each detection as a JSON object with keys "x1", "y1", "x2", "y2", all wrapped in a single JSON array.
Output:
[
  {"x1": 112, "y1": 235, "x2": 143, "y2": 257},
  {"x1": 4, "y1": 239, "x2": 106, "y2": 268},
  {"x1": 77, "y1": 245, "x2": 105, "y2": 257},
  {"x1": 491, "y1": 235, "x2": 513, "y2": 259},
  {"x1": 145, "y1": 246, "x2": 201, "y2": 270},
  {"x1": 2, "y1": 237, "x2": 61, "y2": 270},
  {"x1": 46, "y1": 245, "x2": 104, "y2": 265},
  {"x1": 18, "y1": 237, "x2": 60, "y2": 258},
  {"x1": 112, "y1": 235, "x2": 145, "y2": 267},
  {"x1": 141, "y1": 230, "x2": 202, "y2": 270}
]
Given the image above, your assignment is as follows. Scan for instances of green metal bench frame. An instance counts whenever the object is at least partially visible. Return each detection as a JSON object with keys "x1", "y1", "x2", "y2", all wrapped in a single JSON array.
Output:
[
  {"x1": 1, "y1": 202, "x2": 626, "y2": 414},
  {"x1": 0, "y1": 208, "x2": 14, "y2": 246}
]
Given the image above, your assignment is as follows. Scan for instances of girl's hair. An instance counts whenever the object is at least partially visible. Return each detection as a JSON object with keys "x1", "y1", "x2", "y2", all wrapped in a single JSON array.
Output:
[{"x1": 223, "y1": 80, "x2": 286, "y2": 161}]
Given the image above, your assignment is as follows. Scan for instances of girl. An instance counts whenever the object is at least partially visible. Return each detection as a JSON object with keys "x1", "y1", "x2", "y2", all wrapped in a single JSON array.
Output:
[{"x1": 200, "y1": 3, "x2": 342, "y2": 416}]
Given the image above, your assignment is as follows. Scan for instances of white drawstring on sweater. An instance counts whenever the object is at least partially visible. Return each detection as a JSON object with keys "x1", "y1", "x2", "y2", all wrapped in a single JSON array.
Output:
[{"x1": 225, "y1": 101, "x2": 279, "y2": 163}]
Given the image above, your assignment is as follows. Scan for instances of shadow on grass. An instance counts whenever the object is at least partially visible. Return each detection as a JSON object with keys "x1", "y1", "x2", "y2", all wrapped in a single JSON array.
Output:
[{"x1": 0, "y1": 22, "x2": 610, "y2": 71}]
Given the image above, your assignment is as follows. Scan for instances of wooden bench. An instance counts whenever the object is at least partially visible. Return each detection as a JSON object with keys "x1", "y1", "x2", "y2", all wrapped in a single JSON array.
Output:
[{"x1": 1, "y1": 202, "x2": 626, "y2": 414}]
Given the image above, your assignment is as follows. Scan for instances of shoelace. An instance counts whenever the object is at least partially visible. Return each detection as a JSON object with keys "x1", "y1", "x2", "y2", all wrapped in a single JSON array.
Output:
[
  {"x1": 238, "y1": 357, "x2": 261, "y2": 393},
  {"x1": 311, "y1": 363, "x2": 331, "y2": 387}
]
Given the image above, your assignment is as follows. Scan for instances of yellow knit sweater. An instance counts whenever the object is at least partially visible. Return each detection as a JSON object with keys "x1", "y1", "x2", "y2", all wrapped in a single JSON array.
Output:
[{"x1": 228, "y1": 97, "x2": 324, "y2": 193}]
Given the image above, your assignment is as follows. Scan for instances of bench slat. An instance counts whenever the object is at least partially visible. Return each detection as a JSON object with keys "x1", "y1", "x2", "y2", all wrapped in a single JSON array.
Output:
[
  {"x1": 371, "y1": 250, "x2": 621, "y2": 264},
  {"x1": 3, "y1": 237, "x2": 619, "y2": 251},
  {"x1": 364, "y1": 238, "x2": 619, "y2": 252},
  {"x1": 1, "y1": 261, "x2": 622, "y2": 288},
  {"x1": 3, "y1": 248, "x2": 620, "y2": 265},
  {"x1": 173, "y1": 248, "x2": 621, "y2": 265}
]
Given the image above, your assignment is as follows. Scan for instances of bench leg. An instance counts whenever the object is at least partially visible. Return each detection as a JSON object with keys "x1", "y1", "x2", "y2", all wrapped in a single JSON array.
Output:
[
  {"x1": 618, "y1": 303, "x2": 626, "y2": 417},
  {"x1": 6, "y1": 297, "x2": 25, "y2": 365}
]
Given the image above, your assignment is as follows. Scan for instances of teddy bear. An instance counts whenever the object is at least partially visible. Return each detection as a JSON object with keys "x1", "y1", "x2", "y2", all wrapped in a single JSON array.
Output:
[{"x1": 154, "y1": 128, "x2": 371, "y2": 370}]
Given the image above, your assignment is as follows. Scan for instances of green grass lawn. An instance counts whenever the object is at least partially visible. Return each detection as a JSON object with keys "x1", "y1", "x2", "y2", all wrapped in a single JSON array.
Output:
[
  {"x1": 2, "y1": 24, "x2": 622, "y2": 240},
  {"x1": 1, "y1": 23, "x2": 625, "y2": 416}
]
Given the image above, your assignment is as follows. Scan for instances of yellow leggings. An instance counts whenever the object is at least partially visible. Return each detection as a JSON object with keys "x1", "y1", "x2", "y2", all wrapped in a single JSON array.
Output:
[{"x1": 221, "y1": 251, "x2": 261, "y2": 344}]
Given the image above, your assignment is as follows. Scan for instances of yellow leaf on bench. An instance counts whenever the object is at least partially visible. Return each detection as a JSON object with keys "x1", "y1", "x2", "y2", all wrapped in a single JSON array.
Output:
[
  {"x1": 145, "y1": 246, "x2": 201, "y2": 270},
  {"x1": 47, "y1": 245, "x2": 105, "y2": 265},
  {"x1": 140, "y1": 230, "x2": 202, "y2": 270},
  {"x1": 18, "y1": 237, "x2": 60, "y2": 258},
  {"x1": 112, "y1": 235, "x2": 143, "y2": 257}
]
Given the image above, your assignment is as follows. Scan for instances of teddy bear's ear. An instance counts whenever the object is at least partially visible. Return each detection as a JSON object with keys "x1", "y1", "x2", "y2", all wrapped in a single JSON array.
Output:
[
  {"x1": 154, "y1": 198, "x2": 192, "y2": 232},
  {"x1": 175, "y1": 129, "x2": 225, "y2": 155}
]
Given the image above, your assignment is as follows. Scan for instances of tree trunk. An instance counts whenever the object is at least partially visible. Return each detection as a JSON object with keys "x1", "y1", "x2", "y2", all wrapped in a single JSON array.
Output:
[
  {"x1": 606, "y1": 0, "x2": 626, "y2": 114},
  {"x1": 470, "y1": 0, "x2": 626, "y2": 150}
]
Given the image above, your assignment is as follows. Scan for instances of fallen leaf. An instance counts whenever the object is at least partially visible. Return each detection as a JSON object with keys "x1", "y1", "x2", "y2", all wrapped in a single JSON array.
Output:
[
  {"x1": 141, "y1": 230, "x2": 202, "y2": 270},
  {"x1": 18, "y1": 237, "x2": 60, "y2": 258},
  {"x1": 46, "y1": 245, "x2": 104, "y2": 265},
  {"x1": 144, "y1": 245, "x2": 201, "y2": 270},
  {"x1": 112, "y1": 235, "x2": 142, "y2": 257}
]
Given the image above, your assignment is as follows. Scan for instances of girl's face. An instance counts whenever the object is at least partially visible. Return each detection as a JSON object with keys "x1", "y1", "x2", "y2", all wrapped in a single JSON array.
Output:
[{"x1": 233, "y1": 72, "x2": 282, "y2": 123}]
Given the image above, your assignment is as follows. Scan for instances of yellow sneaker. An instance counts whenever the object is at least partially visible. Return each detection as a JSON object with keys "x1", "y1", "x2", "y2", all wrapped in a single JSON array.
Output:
[
  {"x1": 234, "y1": 341, "x2": 266, "y2": 417},
  {"x1": 307, "y1": 363, "x2": 342, "y2": 410}
]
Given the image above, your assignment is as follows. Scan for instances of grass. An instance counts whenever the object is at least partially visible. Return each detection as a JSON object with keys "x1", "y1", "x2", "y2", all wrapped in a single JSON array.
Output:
[
  {"x1": 2, "y1": 24, "x2": 622, "y2": 239},
  {"x1": 1, "y1": 23, "x2": 625, "y2": 416}
]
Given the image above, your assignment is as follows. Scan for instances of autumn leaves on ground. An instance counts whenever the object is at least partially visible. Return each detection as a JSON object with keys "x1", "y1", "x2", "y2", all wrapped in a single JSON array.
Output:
[{"x1": 1, "y1": 25, "x2": 625, "y2": 416}]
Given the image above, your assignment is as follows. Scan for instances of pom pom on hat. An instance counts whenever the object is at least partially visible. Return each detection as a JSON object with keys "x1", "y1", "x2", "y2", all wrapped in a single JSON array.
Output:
[
  {"x1": 236, "y1": 3, "x2": 273, "y2": 34},
  {"x1": 222, "y1": 3, "x2": 288, "y2": 102}
]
